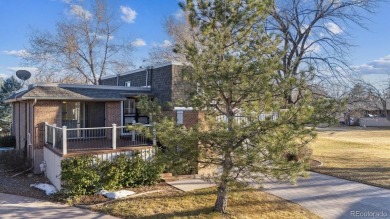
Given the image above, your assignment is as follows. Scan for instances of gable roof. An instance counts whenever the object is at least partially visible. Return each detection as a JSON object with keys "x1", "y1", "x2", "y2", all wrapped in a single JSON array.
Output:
[{"x1": 4, "y1": 83, "x2": 151, "y2": 103}]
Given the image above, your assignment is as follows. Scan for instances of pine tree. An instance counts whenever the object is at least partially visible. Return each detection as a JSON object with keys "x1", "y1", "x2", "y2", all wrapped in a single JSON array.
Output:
[
  {"x1": 0, "y1": 76, "x2": 22, "y2": 133},
  {"x1": 139, "y1": 0, "x2": 338, "y2": 214}
]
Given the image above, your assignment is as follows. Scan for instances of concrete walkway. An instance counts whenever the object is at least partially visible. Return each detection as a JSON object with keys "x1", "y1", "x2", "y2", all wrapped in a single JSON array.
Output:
[
  {"x1": 261, "y1": 172, "x2": 390, "y2": 219},
  {"x1": 166, "y1": 178, "x2": 215, "y2": 192},
  {"x1": 167, "y1": 172, "x2": 390, "y2": 219},
  {"x1": 0, "y1": 193, "x2": 118, "y2": 219}
]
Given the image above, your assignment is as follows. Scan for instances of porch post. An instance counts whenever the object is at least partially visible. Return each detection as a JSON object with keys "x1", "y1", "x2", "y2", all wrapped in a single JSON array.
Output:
[
  {"x1": 44, "y1": 122, "x2": 48, "y2": 144},
  {"x1": 152, "y1": 122, "x2": 157, "y2": 146},
  {"x1": 131, "y1": 120, "x2": 136, "y2": 142},
  {"x1": 62, "y1": 126, "x2": 67, "y2": 155},
  {"x1": 52, "y1": 124, "x2": 56, "y2": 148},
  {"x1": 112, "y1": 124, "x2": 117, "y2": 150}
]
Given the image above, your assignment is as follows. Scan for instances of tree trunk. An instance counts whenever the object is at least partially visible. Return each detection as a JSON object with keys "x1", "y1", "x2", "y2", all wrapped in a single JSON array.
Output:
[{"x1": 214, "y1": 184, "x2": 228, "y2": 213}]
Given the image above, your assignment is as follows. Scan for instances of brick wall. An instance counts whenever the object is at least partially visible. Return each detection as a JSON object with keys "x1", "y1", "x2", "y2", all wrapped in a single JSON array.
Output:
[
  {"x1": 106, "y1": 102, "x2": 121, "y2": 139},
  {"x1": 183, "y1": 111, "x2": 201, "y2": 128},
  {"x1": 33, "y1": 100, "x2": 62, "y2": 148},
  {"x1": 106, "y1": 102, "x2": 121, "y2": 126},
  {"x1": 163, "y1": 110, "x2": 203, "y2": 128}
]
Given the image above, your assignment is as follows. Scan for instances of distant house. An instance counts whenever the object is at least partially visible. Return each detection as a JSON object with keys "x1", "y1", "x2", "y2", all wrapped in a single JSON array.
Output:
[
  {"x1": 344, "y1": 100, "x2": 390, "y2": 126},
  {"x1": 5, "y1": 62, "x2": 204, "y2": 190}
]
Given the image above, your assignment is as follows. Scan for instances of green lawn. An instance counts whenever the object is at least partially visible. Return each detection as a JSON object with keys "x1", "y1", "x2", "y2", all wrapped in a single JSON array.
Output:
[
  {"x1": 90, "y1": 184, "x2": 319, "y2": 219},
  {"x1": 310, "y1": 127, "x2": 390, "y2": 189}
]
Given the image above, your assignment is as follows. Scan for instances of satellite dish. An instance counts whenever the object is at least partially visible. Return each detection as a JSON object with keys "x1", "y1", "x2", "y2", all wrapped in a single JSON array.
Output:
[{"x1": 16, "y1": 70, "x2": 31, "y2": 81}]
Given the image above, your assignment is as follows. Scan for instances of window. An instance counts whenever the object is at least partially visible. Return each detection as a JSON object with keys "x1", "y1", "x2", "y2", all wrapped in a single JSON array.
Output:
[
  {"x1": 177, "y1": 111, "x2": 183, "y2": 125},
  {"x1": 124, "y1": 99, "x2": 136, "y2": 114},
  {"x1": 125, "y1": 81, "x2": 131, "y2": 87},
  {"x1": 122, "y1": 99, "x2": 149, "y2": 132}
]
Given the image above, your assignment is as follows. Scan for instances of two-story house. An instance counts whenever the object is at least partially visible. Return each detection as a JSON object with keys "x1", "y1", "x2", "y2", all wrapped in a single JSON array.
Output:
[{"x1": 4, "y1": 61, "x2": 203, "y2": 190}]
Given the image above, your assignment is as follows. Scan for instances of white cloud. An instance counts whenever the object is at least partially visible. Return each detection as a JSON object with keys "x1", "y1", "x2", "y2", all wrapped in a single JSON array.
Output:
[
  {"x1": 152, "y1": 40, "x2": 173, "y2": 48},
  {"x1": 0, "y1": 73, "x2": 8, "y2": 79},
  {"x1": 2, "y1": 50, "x2": 30, "y2": 58},
  {"x1": 96, "y1": 34, "x2": 114, "y2": 41},
  {"x1": 120, "y1": 6, "x2": 137, "y2": 23},
  {"x1": 304, "y1": 40, "x2": 321, "y2": 53},
  {"x1": 70, "y1": 4, "x2": 92, "y2": 20},
  {"x1": 325, "y1": 22, "x2": 343, "y2": 35},
  {"x1": 354, "y1": 55, "x2": 390, "y2": 75},
  {"x1": 174, "y1": 9, "x2": 185, "y2": 19},
  {"x1": 131, "y1": 38, "x2": 146, "y2": 47},
  {"x1": 161, "y1": 40, "x2": 172, "y2": 48}
]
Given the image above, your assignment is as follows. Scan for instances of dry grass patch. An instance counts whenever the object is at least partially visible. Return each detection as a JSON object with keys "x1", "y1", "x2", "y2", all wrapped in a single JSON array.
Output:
[
  {"x1": 91, "y1": 185, "x2": 319, "y2": 219},
  {"x1": 311, "y1": 127, "x2": 390, "y2": 188}
]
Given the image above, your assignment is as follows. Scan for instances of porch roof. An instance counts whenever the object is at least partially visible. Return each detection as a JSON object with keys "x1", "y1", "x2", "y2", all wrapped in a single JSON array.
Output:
[{"x1": 4, "y1": 83, "x2": 152, "y2": 103}]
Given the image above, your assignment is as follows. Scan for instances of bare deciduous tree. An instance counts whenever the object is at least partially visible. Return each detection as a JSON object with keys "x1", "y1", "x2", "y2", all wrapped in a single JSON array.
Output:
[
  {"x1": 148, "y1": 16, "x2": 191, "y2": 65},
  {"x1": 24, "y1": 0, "x2": 133, "y2": 84},
  {"x1": 267, "y1": 0, "x2": 377, "y2": 102}
]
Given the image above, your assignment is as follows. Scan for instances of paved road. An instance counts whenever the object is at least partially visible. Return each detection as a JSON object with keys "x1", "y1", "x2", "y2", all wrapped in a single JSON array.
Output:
[
  {"x1": 0, "y1": 193, "x2": 118, "y2": 219},
  {"x1": 261, "y1": 172, "x2": 390, "y2": 219}
]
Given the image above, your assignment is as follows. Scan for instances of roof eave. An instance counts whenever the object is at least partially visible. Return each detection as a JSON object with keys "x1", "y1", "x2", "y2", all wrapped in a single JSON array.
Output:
[{"x1": 5, "y1": 97, "x2": 128, "y2": 102}]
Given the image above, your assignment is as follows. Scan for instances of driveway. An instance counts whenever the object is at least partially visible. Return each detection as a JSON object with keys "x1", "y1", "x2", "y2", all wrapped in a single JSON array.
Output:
[
  {"x1": 0, "y1": 193, "x2": 118, "y2": 219},
  {"x1": 261, "y1": 172, "x2": 390, "y2": 219}
]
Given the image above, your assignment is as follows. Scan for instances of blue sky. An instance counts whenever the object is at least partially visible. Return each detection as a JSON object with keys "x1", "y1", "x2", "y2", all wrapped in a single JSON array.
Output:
[{"x1": 0, "y1": 0, "x2": 390, "y2": 82}]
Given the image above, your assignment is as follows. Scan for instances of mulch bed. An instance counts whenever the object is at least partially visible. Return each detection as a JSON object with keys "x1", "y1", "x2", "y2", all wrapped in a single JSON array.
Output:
[{"x1": 0, "y1": 170, "x2": 55, "y2": 201}]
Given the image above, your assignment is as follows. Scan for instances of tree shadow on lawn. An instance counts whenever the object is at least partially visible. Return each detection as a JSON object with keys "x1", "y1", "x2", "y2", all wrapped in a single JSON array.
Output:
[
  {"x1": 311, "y1": 166, "x2": 390, "y2": 189},
  {"x1": 113, "y1": 193, "x2": 309, "y2": 219},
  {"x1": 102, "y1": 187, "x2": 306, "y2": 218}
]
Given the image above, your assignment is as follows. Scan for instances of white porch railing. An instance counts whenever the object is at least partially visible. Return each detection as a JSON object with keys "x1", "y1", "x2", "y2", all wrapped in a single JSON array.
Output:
[{"x1": 45, "y1": 123, "x2": 154, "y2": 155}]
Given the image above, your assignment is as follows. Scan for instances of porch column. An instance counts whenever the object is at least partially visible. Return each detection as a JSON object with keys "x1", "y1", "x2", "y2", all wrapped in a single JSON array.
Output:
[
  {"x1": 62, "y1": 126, "x2": 67, "y2": 155},
  {"x1": 152, "y1": 122, "x2": 157, "y2": 146},
  {"x1": 112, "y1": 124, "x2": 117, "y2": 150},
  {"x1": 52, "y1": 124, "x2": 56, "y2": 148},
  {"x1": 44, "y1": 122, "x2": 48, "y2": 144}
]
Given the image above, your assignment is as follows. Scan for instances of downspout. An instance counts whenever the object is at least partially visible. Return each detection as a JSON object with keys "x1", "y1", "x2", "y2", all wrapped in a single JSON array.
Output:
[
  {"x1": 145, "y1": 68, "x2": 149, "y2": 87},
  {"x1": 146, "y1": 66, "x2": 153, "y2": 87},
  {"x1": 31, "y1": 99, "x2": 37, "y2": 169}
]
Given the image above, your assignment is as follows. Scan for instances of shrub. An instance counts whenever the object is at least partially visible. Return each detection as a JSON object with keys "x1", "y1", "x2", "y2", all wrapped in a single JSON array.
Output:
[
  {"x1": 123, "y1": 155, "x2": 164, "y2": 187},
  {"x1": 61, "y1": 152, "x2": 164, "y2": 196},
  {"x1": 61, "y1": 155, "x2": 100, "y2": 195},
  {"x1": 0, "y1": 136, "x2": 16, "y2": 148},
  {"x1": 99, "y1": 155, "x2": 128, "y2": 190}
]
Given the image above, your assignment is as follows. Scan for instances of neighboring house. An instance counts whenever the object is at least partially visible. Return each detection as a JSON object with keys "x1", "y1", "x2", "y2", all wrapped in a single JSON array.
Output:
[
  {"x1": 344, "y1": 100, "x2": 390, "y2": 126},
  {"x1": 4, "y1": 62, "x2": 203, "y2": 190}
]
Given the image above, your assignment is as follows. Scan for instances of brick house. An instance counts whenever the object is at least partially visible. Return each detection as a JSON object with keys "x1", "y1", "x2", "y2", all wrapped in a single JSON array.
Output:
[{"x1": 5, "y1": 62, "x2": 204, "y2": 189}]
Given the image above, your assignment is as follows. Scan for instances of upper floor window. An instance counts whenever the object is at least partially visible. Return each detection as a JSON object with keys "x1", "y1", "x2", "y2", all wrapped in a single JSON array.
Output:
[{"x1": 125, "y1": 81, "x2": 131, "y2": 87}]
